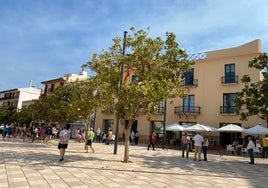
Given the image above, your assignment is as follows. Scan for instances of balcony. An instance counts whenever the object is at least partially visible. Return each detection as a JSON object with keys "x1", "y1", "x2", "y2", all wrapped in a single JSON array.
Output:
[
  {"x1": 220, "y1": 106, "x2": 239, "y2": 115},
  {"x1": 221, "y1": 75, "x2": 238, "y2": 84},
  {"x1": 154, "y1": 106, "x2": 165, "y2": 114},
  {"x1": 102, "y1": 108, "x2": 114, "y2": 115},
  {"x1": 180, "y1": 79, "x2": 198, "y2": 87},
  {"x1": 48, "y1": 87, "x2": 55, "y2": 92},
  {"x1": 174, "y1": 106, "x2": 201, "y2": 115}
]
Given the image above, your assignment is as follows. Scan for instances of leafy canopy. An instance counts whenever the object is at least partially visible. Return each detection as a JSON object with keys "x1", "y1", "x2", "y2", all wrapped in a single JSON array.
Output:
[
  {"x1": 84, "y1": 27, "x2": 194, "y2": 122},
  {"x1": 235, "y1": 52, "x2": 268, "y2": 123}
]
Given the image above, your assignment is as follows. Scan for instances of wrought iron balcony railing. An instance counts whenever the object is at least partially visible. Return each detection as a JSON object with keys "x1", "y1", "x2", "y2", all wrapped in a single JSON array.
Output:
[
  {"x1": 221, "y1": 75, "x2": 238, "y2": 84},
  {"x1": 180, "y1": 79, "x2": 198, "y2": 87},
  {"x1": 174, "y1": 106, "x2": 201, "y2": 115},
  {"x1": 220, "y1": 106, "x2": 239, "y2": 115}
]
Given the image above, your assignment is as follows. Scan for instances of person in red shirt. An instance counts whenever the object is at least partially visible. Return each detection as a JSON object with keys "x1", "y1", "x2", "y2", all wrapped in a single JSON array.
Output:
[{"x1": 147, "y1": 131, "x2": 155, "y2": 151}]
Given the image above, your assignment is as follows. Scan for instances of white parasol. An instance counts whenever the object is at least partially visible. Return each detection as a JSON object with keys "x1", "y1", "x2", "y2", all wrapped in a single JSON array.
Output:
[
  {"x1": 184, "y1": 123, "x2": 216, "y2": 132},
  {"x1": 246, "y1": 124, "x2": 268, "y2": 135},
  {"x1": 161, "y1": 123, "x2": 189, "y2": 131},
  {"x1": 217, "y1": 124, "x2": 245, "y2": 132}
]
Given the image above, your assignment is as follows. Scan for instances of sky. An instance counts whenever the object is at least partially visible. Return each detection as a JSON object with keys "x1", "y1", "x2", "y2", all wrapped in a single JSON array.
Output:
[{"x1": 0, "y1": 0, "x2": 268, "y2": 91}]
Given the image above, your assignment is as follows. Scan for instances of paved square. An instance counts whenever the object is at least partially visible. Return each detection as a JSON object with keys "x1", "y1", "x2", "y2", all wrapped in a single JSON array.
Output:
[{"x1": 0, "y1": 139, "x2": 268, "y2": 188}]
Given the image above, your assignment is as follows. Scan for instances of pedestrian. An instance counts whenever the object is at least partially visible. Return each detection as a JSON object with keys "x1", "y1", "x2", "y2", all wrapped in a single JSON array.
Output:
[
  {"x1": 32, "y1": 126, "x2": 38, "y2": 143},
  {"x1": 247, "y1": 136, "x2": 255, "y2": 164},
  {"x1": 147, "y1": 131, "x2": 155, "y2": 150},
  {"x1": 58, "y1": 124, "x2": 71, "y2": 162},
  {"x1": 130, "y1": 130, "x2": 135, "y2": 145},
  {"x1": 106, "y1": 129, "x2": 113, "y2": 145},
  {"x1": 181, "y1": 132, "x2": 190, "y2": 158},
  {"x1": 85, "y1": 128, "x2": 95, "y2": 153},
  {"x1": 134, "y1": 131, "x2": 139, "y2": 145},
  {"x1": 96, "y1": 128, "x2": 101, "y2": 142},
  {"x1": 7, "y1": 125, "x2": 13, "y2": 141},
  {"x1": 2, "y1": 124, "x2": 8, "y2": 140},
  {"x1": 262, "y1": 135, "x2": 268, "y2": 158},
  {"x1": 203, "y1": 136, "x2": 209, "y2": 161},
  {"x1": 193, "y1": 132, "x2": 204, "y2": 161}
]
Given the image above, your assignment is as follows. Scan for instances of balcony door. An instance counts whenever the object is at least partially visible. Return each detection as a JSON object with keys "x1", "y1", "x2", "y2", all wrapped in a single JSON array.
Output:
[
  {"x1": 184, "y1": 68, "x2": 194, "y2": 85},
  {"x1": 223, "y1": 93, "x2": 237, "y2": 113},
  {"x1": 225, "y1": 64, "x2": 235, "y2": 83},
  {"x1": 183, "y1": 95, "x2": 195, "y2": 113}
]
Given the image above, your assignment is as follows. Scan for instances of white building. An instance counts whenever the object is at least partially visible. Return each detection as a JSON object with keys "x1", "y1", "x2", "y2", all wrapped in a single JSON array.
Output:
[{"x1": 0, "y1": 87, "x2": 42, "y2": 110}]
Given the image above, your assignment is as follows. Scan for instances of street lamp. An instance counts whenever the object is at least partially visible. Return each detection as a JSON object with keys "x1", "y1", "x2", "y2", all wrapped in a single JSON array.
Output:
[
  {"x1": 114, "y1": 31, "x2": 128, "y2": 154},
  {"x1": 163, "y1": 99, "x2": 167, "y2": 148}
]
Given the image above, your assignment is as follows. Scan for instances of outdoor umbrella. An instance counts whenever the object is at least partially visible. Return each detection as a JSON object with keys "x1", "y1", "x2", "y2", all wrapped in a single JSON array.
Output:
[
  {"x1": 183, "y1": 123, "x2": 216, "y2": 132},
  {"x1": 161, "y1": 123, "x2": 189, "y2": 131},
  {"x1": 217, "y1": 124, "x2": 245, "y2": 132},
  {"x1": 246, "y1": 124, "x2": 268, "y2": 135}
]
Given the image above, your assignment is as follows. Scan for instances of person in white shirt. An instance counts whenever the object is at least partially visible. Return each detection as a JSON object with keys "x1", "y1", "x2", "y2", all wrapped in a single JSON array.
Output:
[
  {"x1": 96, "y1": 128, "x2": 101, "y2": 142},
  {"x1": 58, "y1": 124, "x2": 71, "y2": 162},
  {"x1": 193, "y1": 132, "x2": 204, "y2": 161},
  {"x1": 246, "y1": 136, "x2": 255, "y2": 164}
]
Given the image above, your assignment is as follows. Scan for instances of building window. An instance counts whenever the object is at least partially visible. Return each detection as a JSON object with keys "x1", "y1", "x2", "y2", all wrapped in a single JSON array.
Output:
[
  {"x1": 225, "y1": 64, "x2": 235, "y2": 83},
  {"x1": 184, "y1": 68, "x2": 194, "y2": 86},
  {"x1": 183, "y1": 95, "x2": 195, "y2": 113},
  {"x1": 222, "y1": 93, "x2": 237, "y2": 113},
  {"x1": 155, "y1": 100, "x2": 165, "y2": 114},
  {"x1": 50, "y1": 84, "x2": 55, "y2": 92}
]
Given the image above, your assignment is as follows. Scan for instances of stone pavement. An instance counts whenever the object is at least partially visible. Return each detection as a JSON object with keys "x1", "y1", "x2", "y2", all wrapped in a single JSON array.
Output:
[{"x1": 0, "y1": 138, "x2": 268, "y2": 188}]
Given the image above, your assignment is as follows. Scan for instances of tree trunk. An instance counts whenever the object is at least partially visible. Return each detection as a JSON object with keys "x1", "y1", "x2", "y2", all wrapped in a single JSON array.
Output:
[{"x1": 123, "y1": 120, "x2": 132, "y2": 162}]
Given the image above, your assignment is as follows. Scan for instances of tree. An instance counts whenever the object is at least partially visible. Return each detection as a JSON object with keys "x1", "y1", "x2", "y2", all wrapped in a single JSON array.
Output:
[
  {"x1": 12, "y1": 107, "x2": 33, "y2": 125},
  {"x1": 0, "y1": 106, "x2": 16, "y2": 123},
  {"x1": 48, "y1": 79, "x2": 102, "y2": 129},
  {"x1": 83, "y1": 27, "x2": 193, "y2": 162},
  {"x1": 235, "y1": 52, "x2": 268, "y2": 126},
  {"x1": 15, "y1": 78, "x2": 100, "y2": 132}
]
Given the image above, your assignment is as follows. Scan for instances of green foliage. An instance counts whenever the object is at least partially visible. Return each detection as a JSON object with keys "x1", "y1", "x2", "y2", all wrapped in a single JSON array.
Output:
[
  {"x1": 0, "y1": 106, "x2": 16, "y2": 123},
  {"x1": 83, "y1": 27, "x2": 194, "y2": 162},
  {"x1": 84, "y1": 27, "x2": 193, "y2": 123},
  {"x1": 12, "y1": 107, "x2": 33, "y2": 124},
  {"x1": 15, "y1": 78, "x2": 100, "y2": 126},
  {"x1": 235, "y1": 53, "x2": 268, "y2": 122}
]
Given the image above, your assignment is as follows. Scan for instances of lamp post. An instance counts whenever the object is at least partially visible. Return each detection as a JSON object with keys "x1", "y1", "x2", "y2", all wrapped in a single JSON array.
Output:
[
  {"x1": 114, "y1": 31, "x2": 127, "y2": 154},
  {"x1": 163, "y1": 99, "x2": 167, "y2": 149}
]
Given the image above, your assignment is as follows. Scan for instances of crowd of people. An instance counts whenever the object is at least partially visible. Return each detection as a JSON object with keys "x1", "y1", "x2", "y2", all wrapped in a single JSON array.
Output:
[
  {"x1": 2, "y1": 122, "x2": 268, "y2": 164},
  {"x1": 0, "y1": 123, "x2": 59, "y2": 143},
  {"x1": 147, "y1": 130, "x2": 268, "y2": 165}
]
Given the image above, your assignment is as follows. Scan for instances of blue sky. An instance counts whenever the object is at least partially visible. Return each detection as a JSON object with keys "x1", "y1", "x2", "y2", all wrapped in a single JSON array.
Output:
[{"x1": 1, "y1": 0, "x2": 268, "y2": 91}]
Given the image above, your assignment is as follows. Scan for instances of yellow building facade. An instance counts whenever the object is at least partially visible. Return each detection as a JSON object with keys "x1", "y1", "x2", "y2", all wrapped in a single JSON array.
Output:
[
  {"x1": 95, "y1": 39, "x2": 266, "y2": 146},
  {"x1": 41, "y1": 70, "x2": 88, "y2": 97}
]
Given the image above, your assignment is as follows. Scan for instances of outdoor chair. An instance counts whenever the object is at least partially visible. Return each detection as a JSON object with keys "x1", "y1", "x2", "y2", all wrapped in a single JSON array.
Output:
[{"x1": 226, "y1": 144, "x2": 235, "y2": 155}]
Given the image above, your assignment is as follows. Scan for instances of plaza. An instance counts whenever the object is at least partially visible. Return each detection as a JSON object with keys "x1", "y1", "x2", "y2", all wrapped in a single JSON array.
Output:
[{"x1": 1, "y1": 139, "x2": 268, "y2": 188}]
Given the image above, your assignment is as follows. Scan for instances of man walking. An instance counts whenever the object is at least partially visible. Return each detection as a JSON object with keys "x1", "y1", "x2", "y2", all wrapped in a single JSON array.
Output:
[
  {"x1": 85, "y1": 128, "x2": 95, "y2": 153},
  {"x1": 58, "y1": 124, "x2": 71, "y2": 162}
]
